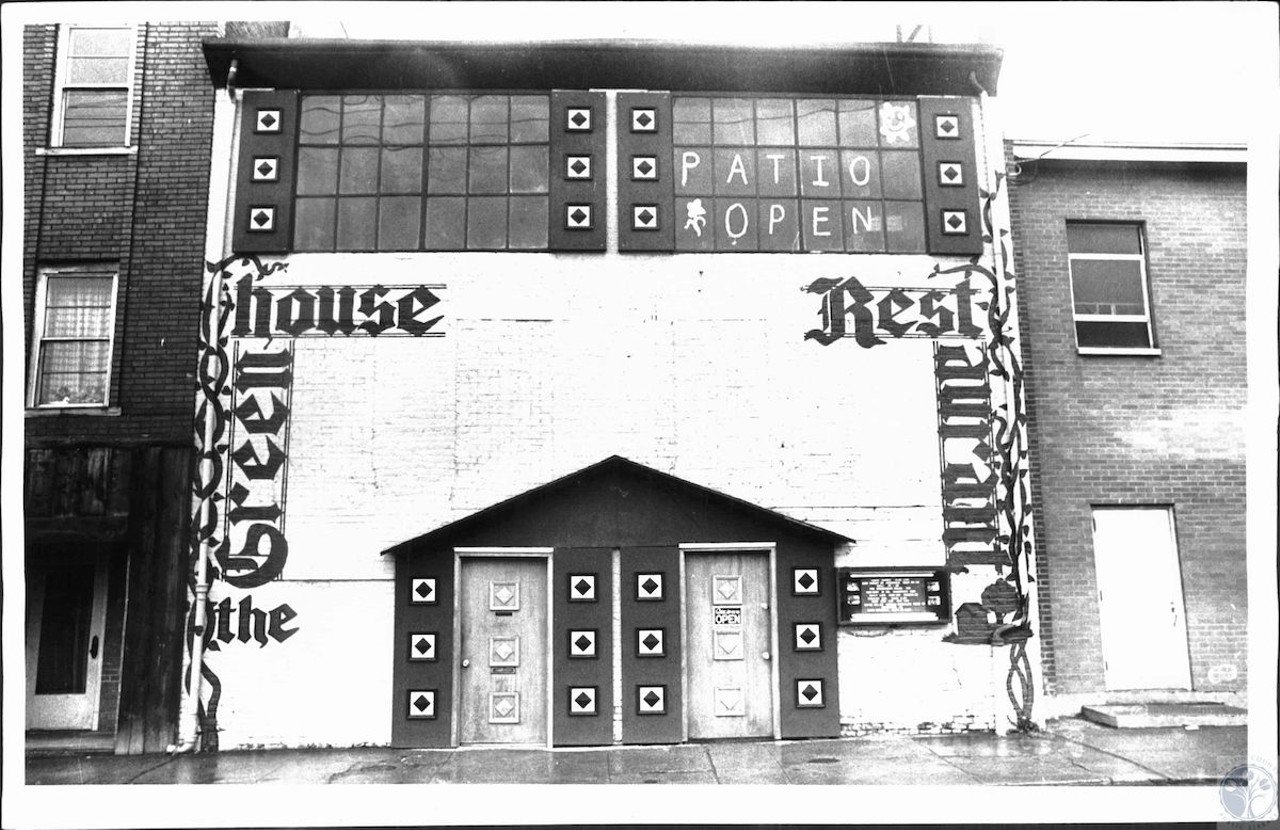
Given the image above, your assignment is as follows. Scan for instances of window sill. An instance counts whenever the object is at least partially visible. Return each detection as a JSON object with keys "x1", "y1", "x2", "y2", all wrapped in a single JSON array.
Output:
[
  {"x1": 1076, "y1": 347, "x2": 1162, "y2": 357},
  {"x1": 35, "y1": 146, "x2": 137, "y2": 157},
  {"x1": 26, "y1": 406, "x2": 122, "y2": 417}
]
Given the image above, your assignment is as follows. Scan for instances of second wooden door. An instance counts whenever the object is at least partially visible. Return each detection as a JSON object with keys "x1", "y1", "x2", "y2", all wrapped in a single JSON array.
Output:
[{"x1": 685, "y1": 552, "x2": 774, "y2": 739}]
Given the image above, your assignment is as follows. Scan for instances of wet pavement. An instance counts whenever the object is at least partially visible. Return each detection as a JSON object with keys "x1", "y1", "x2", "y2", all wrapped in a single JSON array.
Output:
[{"x1": 25, "y1": 718, "x2": 1248, "y2": 786}]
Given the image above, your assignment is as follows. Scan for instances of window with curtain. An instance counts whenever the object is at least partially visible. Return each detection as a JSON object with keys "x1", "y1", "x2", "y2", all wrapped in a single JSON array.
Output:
[
  {"x1": 30, "y1": 267, "x2": 117, "y2": 407},
  {"x1": 54, "y1": 26, "x2": 134, "y2": 147}
]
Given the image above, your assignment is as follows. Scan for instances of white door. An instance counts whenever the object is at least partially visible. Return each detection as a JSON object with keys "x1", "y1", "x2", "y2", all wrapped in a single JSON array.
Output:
[
  {"x1": 26, "y1": 552, "x2": 110, "y2": 730},
  {"x1": 1092, "y1": 507, "x2": 1191, "y2": 690}
]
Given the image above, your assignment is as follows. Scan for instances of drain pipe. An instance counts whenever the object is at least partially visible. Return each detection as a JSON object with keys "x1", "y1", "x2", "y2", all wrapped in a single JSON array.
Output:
[
  {"x1": 169, "y1": 265, "x2": 222, "y2": 755},
  {"x1": 170, "y1": 57, "x2": 239, "y2": 755}
]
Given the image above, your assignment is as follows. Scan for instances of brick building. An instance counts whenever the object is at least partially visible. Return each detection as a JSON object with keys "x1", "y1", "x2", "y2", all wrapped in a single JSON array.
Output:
[
  {"x1": 1007, "y1": 140, "x2": 1248, "y2": 714},
  {"x1": 21, "y1": 21, "x2": 220, "y2": 754},
  {"x1": 161, "y1": 31, "x2": 1048, "y2": 752}
]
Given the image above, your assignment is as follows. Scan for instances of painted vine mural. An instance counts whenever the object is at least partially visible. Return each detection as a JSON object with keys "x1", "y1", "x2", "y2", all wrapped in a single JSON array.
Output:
[
  {"x1": 185, "y1": 254, "x2": 446, "y2": 747},
  {"x1": 803, "y1": 169, "x2": 1038, "y2": 731}
]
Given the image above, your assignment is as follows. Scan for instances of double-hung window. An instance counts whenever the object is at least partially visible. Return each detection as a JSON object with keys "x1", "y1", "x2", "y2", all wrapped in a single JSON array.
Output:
[
  {"x1": 29, "y1": 266, "x2": 118, "y2": 408},
  {"x1": 53, "y1": 25, "x2": 135, "y2": 148},
  {"x1": 1066, "y1": 222, "x2": 1157, "y2": 352}
]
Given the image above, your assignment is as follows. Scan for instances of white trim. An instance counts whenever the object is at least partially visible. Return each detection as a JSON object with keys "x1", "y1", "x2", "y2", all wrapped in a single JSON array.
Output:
[
  {"x1": 450, "y1": 555, "x2": 461, "y2": 748},
  {"x1": 679, "y1": 551, "x2": 689, "y2": 743},
  {"x1": 545, "y1": 557, "x2": 554, "y2": 749},
  {"x1": 768, "y1": 547, "x2": 781, "y2": 741},
  {"x1": 611, "y1": 548, "x2": 623, "y2": 744},
  {"x1": 1077, "y1": 347, "x2": 1163, "y2": 357},
  {"x1": 678, "y1": 542, "x2": 775, "y2": 551},
  {"x1": 35, "y1": 146, "x2": 137, "y2": 156},
  {"x1": 1069, "y1": 252, "x2": 1144, "y2": 261},
  {"x1": 1075, "y1": 313, "x2": 1150, "y2": 323},
  {"x1": 27, "y1": 265, "x2": 120, "y2": 409},
  {"x1": 51, "y1": 24, "x2": 139, "y2": 150},
  {"x1": 26, "y1": 406, "x2": 122, "y2": 417},
  {"x1": 1012, "y1": 140, "x2": 1247, "y2": 164},
  {"x1": 452, "y1": 547, "x2": 554, "y2": 555}
]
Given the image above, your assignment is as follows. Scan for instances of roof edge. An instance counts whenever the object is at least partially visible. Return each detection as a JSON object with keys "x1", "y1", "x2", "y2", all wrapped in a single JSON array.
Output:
[
  {"x1": 382, "y1": 455, "x2": 853, "y2": 556},
  {"x1": 202, "y1": 37, "x2": 1002, "y2": 96},
  {"x1": 1011, "y1": 139, "x2": 1247, "y2": 164}
]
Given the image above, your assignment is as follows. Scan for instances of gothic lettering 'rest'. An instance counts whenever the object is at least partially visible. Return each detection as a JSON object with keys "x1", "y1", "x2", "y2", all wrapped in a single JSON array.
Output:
[{"x1": 804, "y1": 275, "x2": 984, "y2": 348}]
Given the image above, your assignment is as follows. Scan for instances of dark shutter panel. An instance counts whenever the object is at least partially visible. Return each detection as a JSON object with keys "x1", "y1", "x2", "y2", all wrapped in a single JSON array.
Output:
[
  {"x1": 552, "y1": 548, "x2": 614, "y2": 746},
  {"x1": 775, "y1": 542, "x2": 841, "y2": 739},
  {"x1": 616, "y1": 92, "x2": 674, "y2": 252},
  {"x1": 620, "y1": 546, "x2": 683, "y2": 744},
  {"x1": 232, "y1": 90, "x2": 299, "y2": 254},
  {"x1": 548, "y1": 91, "x2": 607, "y2": 251},
  {"x1": 390, "y1": 549, "x2": 455, "y2": 748},
  {"x1": 919, "y1": 96, "x2": 983, "y2": 256}
]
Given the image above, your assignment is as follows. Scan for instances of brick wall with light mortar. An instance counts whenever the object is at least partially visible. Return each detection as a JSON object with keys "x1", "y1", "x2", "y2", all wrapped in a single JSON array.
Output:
[
  {"x1": 24, "y1": 22, "x2": 217, "y2": 445},
  {"x1": 1008, "y1": 152, "x2": 1247, "y2": 696}
]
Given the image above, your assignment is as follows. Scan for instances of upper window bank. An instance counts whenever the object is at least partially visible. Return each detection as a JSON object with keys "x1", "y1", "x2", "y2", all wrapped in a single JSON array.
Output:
[
  {"x1": 231, "y1": 89, "x2": 983, "y2": 256},
  {"x1": 294, "y1": 94, "x2": 551, "y2": 252}
]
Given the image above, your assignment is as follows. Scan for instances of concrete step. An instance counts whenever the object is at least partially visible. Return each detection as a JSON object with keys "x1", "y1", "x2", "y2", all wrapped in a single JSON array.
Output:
[{"x1": 1080, "y1": 702, "x2": 1247, "y2": 729}]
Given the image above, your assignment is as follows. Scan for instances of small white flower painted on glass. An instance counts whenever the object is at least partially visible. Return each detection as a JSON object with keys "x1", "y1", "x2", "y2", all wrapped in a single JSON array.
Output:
[{"x1": 879, "y1": 102, "x2": 917, "y2": 145}]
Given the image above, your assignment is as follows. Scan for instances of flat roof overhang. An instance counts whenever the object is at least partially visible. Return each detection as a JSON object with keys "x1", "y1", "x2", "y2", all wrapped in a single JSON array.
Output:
[{"x1": 202, "y1": 38, "x2": 1002, "y2": 96}]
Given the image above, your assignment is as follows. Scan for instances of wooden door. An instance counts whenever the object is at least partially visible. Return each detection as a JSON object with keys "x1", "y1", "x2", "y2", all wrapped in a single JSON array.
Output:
[
  {"x1": 458, "y1": 557, "x2": 549, "y2": 745},
  {"x1": 1092, "y1": 508, "x2": 1192, "y2": 690},
  {"x1": 685, "y1": 552, "x2": 774, "y2": 739},
  {"x1": 26, "y1": 551, "x2": 109, "y2": 731}
]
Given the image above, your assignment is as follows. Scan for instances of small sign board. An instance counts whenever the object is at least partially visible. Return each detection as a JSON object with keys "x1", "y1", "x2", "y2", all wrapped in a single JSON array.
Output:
[
  {"x1": 837, "y1": 568, "x2": 950, "y2": 625},
  {"x1": 714, "y1": 606, "x2": 743, "y2": 627}
]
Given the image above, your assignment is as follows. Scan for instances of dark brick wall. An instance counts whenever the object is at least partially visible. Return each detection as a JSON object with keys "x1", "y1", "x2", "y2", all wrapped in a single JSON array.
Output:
[
  {"x1": 1008, "y1": 149, "x2": 1247, "y2": 695},
  {"x1": 24, "y1": 22, "x2": 218, "y2": 445}
]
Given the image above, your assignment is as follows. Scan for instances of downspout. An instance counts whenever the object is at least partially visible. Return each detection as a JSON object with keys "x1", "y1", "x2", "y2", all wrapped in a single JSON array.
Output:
[
  {"x1": 169, "y1": 232, "x2": 224, "y2": 756},
  {"x1": 169, "y1": 56, "x2": 239, "y2": 755}
]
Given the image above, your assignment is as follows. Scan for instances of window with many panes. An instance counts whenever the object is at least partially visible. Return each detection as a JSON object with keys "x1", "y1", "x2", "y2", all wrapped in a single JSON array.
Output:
[
  {"x1": 28, "y1": 266, "x2": 118, "y2": 407},
  {"x1": 1066, "y1": 222, "x2": 1156, "y2": 351},
  {"x1": 53, "y1": 26, "x2": 135, "y2": 147},
  {"x1": 294, "y1": 94, "x2": 550, "y2": 251},
  {"x1": 671, "y1": 97, "x2": 925, "y2": 252}
]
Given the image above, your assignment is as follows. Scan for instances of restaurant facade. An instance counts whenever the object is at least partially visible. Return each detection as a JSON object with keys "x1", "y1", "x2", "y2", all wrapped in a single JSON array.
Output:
[{"x1": 178, "y1": 35, "x2": 1041, "y2": 750}]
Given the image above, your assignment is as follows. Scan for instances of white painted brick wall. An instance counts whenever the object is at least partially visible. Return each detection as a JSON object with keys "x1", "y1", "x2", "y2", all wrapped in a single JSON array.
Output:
[{"x1": 211, "y1": 249, "x2": 1002, "y2": 747}]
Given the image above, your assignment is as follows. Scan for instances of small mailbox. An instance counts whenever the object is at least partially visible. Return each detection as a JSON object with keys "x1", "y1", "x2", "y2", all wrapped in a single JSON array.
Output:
[{"x1": 837, "y1": 568, "x2": 951, "y2": 625}]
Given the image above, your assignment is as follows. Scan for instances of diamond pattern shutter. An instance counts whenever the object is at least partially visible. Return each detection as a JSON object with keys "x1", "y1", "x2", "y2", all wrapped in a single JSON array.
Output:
[
  {"x1": 620, "y1": 545, "x2": 682, "y2": 744},
  {"x1": 552, "y1": 547, "x2": 613, "y2": 746},
  {"x1": 392, "y1": 549, "x2": 454, "y2": 748},
  {"x1": 548, "y1": 91, "x2": 607, "y2": 251},
  {"x1": 233, "y1": 90, "x2": 299, "y2": 253},
  {"x1": 617, "y1": 93, "x2": 674, "y2": 251},
  {"x1": 919, "y1": 96, "x2": 983, "y2": 255}
]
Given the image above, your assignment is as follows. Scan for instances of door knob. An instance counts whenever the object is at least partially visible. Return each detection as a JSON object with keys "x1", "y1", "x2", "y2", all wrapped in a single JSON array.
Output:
[
  {"x1": 761, "y1": 651, "x2": 771, "y2": 661},
  {"x1": 89, "y1": 636, "x2": 99, "y2": 659},
  {"x1": 461, "y1": 658, "x2": 470, "y2": 668}
]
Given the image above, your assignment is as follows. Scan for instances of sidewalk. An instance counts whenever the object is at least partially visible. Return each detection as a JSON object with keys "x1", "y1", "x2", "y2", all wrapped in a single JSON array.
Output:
[{"x1": 25, "y1": 717, "x2": 1247, "y2": 786}]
